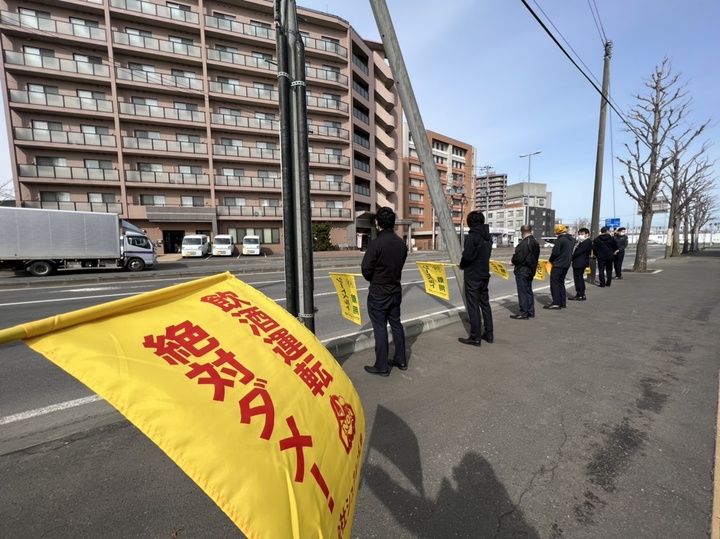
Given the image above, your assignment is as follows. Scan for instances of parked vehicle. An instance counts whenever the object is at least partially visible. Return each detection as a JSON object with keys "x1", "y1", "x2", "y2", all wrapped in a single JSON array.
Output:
[
  {"x1": 0, "y1": 207, "x2": 156, "y2": 276},
  {"x1": 181, "y1": 234, "x2": 210, "y2": 258},
  {"x1": 242, "y1": 235, "x2": 261, "y2": 256},
  {"x1": 211, "y1": 235, "x2": 235, "y2": 256}
]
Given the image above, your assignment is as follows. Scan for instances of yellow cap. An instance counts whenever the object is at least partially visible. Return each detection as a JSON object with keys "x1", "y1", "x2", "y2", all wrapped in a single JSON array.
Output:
[{"x1": 555, "y1": 224, "x2": 567, "y2": 234}]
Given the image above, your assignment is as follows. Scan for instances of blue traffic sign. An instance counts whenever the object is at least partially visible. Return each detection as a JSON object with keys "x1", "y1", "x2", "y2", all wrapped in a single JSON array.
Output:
[{"x1": 605, "y1": 218, "x2": 621, "y2": 228}]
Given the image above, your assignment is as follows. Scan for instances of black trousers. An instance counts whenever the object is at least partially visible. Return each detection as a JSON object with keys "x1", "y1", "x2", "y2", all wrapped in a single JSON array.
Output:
[
  {"x1": 572, "y1": 267, "x2": 586, "y2": 297},
  {"x1": 614, "y1": 250, "x2": 625, "y2": 277},
  {"x1": 465, "y1": 278, "x2": 493, "y2": 340},
  {"x1": 550, "y1": 266, "x2": 569, "y2": 306},
  {"x1": 367, "y1": 291, "x2": 406, "y2": 371},
  {"x1": 514, "y1": 273, "x2": 535, "y2": 316},
  {"x1": 598, "y1": 259, "x2": 613, "y2": 286}
]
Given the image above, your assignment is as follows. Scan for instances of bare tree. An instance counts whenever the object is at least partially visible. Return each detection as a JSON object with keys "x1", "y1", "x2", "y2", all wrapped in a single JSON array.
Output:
[
  {"x1": 0, "y1": 179, "x2": 15, "y2": 202},
  {"x1": 687, "y1": 193, "x2": 717, "y2": 252},
  {"x1": 618, "y1": 58, "x2": 709, "y2": 271}
]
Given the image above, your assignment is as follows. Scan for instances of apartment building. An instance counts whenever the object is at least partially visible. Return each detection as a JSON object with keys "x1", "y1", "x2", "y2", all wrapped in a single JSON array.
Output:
[
  {"x1": 475, "y1": 169, "x2": 506, "y2": 214},
  {"x1": 402, "y1": 126, "x2": 476, "y2": 250},
  {"x1": 0, "y1": 0, "x2": 403, "y2": 253},
  {"x1": 486, "y1": 182, "x2": 555, "y2": 243}
]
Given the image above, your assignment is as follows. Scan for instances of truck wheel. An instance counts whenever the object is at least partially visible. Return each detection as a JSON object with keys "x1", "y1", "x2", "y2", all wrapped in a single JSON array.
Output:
[
  {"x1": 27, "y1": 261, "x2": 54, "y2": 277},
  {"x1": 126, "y1": 258, "x2": 146, "y2": 272}
]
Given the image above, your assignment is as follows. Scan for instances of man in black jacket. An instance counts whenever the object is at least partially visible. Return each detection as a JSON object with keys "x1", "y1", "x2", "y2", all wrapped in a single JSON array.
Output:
[
  {"x1": 361, "y1": 207, "x2": 408, "y2": 376},
  {"x1": 545, "y1": 224, "x2": 574, "y2": 310},
  {"x1": 613, "y1": 227, "x2": 629, "y2": 279},
  {"x1": 593, "y1": 226, "x2": 618, "y2": 287},
  {"x1": 510, "y1": 224, "x2": 540, "y2": 319},
  {"x1": 569, "y1": 227, "x2": 592, "y2": 301},
  {"x1": 458, "y1": 211, "x2": 494, "y2": 346}
]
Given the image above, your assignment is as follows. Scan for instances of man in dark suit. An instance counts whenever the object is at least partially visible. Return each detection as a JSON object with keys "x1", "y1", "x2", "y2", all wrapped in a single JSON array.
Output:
[
  {"x1": 510, "y1": 224, "x2": 540, "y2": 319},
  {"x1": 569, "y1": 227, "x2": 592, "y2": 301},
  {"x1": 544, "y1": 224, "x2": 574, "y2": 310},
  {"x1": 593, "y1": 226, "x2": 619, "y2": 287}
]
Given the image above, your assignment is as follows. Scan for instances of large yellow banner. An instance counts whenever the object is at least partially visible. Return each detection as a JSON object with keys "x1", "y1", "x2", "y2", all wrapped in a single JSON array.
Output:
[
  {"x1": 489, "y1": 260, "x2": 509, "y2": 280},
  {"x1": 415, "y1": 262, "x2": 451, "y2": 300},
  {"x1": 534, "y1": 261, "x2": 547, "y2": 280},
  {"x1": 329, "y1": 273, "x2": 362, "y2": 325},
  {"x1": 1, "y1": 272, "x2": 364, "y2": 539}
]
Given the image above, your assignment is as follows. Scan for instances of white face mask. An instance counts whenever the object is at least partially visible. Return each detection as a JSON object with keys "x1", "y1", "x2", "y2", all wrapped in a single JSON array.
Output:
[{"x1": 578, "y1": 235, "x2": 587, "y2": 240}]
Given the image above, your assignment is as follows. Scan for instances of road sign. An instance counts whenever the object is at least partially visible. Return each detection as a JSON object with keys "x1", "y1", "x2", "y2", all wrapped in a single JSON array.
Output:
[{"x1": 605, "y1": 218, "x2": 621, "y2": 228}]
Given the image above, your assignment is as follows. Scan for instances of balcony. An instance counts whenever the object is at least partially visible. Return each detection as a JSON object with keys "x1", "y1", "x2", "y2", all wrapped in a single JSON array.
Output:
[
  {"x1": 375, "y1": 150, "x2": 396, "y2": 173},
  {"x1": 376, "y1": 173, "x2": 396, "y2": 194},
  {"x1": 306, "y1": 95, "x2": 349, "y2": 113},
  {"x1": 206, "y1": 48, "x2": 274, "y2": 71},
  {"x1": 110, "y1": 0, "x2": 199, "y2": 24},
  {"x1": 215, "y1": 175, "x2": 282, "y2": 189},
  {"x1": 205, "y1": 16, "x2": 274, "y2": 40},
  {"x1": 126, "y1": 171, "x2": 209, "y2": 185},
  {"x1": 305, "y1": 66, "x2": 348, "y2": 86},
  {"x1": 309, "y1": 154, "x2": 350, "y2": 166},
  {"x1": 19, "y1": 164, "x2": 119, "y2": 181},
  {"x1": 116, "y1": 68, "x2": 204, "y2": 90},
  {"x1": 311, "y1": 208, "x2": 351, "y2": 219},
  {"x1": 310, "y1": 181, "x2": 351, "y2": 193},
  {"x1": 209, "y1": 81, "x2": 277, "y2": 102},
  {"x1": 114, "y1": 31, "x2": 201, "y2": 58},
  {"x1": 375, "y1": 105, "x2": 396, "y2": 129},
  {"x1": 217, "y1": 205, "x2": 282, "y2": 217},
  {"x1": 24, "y1": 201, "x2": 122, "y2": 213},
  {"x1": 309, "y1": 124, "x2": 349, "y2": 140},
  {"x1": 0, "y1": 11, "x2": 106, "y2": 41},
  {"x1": 120, "y1": 102, "x2": 205, "y2": 123},
  {"x1": 4, "y1": 52, "x2": 110, "y2": 78},
  {"x1": 15, "y1": 128, "x2": 116, "y2": 147},
  {"x1": 9, "y1": 90, "x2": 114, "y2": 113},
  {"x1": 123, "y1": 137, "x2": 207, "y2": 154},
  {"x1": 302, "y1": 35, "x2": 347, "y2": 59},
  {"x1": 375, "y1": 128, "x2": 396, "y2": 151},
  {"x1": 212, "y1": 145, "x2": 280, "y2": 160},
  {"x1": 374, "y1": 82, "x2": 396, "y2": 107},
  {"x1": 211, "y1": 113, "x2": 278, "y2": 132}
]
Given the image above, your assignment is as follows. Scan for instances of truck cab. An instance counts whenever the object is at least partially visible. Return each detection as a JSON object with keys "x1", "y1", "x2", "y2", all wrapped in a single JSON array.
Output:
[
  {"x1": 242, "y1": 235, "x2": 261, "y2": 256},
  {"x1": 211, "y1": 234, "x2": 235, "y2": 256},
  {"x1": 181, "y1": 234, "x2": 210, "y2": 257},
  {"x1": 122, "y1": 233, "x2": 157, "y2": 271}
]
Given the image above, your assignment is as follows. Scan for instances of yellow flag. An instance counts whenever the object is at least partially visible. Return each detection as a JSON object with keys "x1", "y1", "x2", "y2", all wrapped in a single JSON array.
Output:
[
  {"x1": 534, "y1": 261, "x2": 547, "y2": 280},
  {"x1": 4, "y1": 273, "x2": 365, "y2": 539},
  {"x1": 584, "y1": 266, "x2": 592, "y2": 275},
  {"x1": 329, "y1": 273, "x2": 362, "y2": 325},
  {"x1": 489, "y1": 260, "x2": 509, "y2": 280},
  {"x1": 540, "y1": 259, "x2": 553, "y2": 275},
  {"x1": 415, "y1": 261, "x2": 450, "y2": 300}
]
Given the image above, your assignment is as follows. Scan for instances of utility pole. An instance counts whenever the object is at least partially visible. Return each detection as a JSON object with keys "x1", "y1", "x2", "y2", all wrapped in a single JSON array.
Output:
[
  {"x1": 589, "y1": 40, "x2": 612, "y2": 282},
  {"x1": 369, "y1": 0, "x2": 466, "y2": 308},
  {"x1": 664, "y1": 158, "x2": 680, "y2": 259}
]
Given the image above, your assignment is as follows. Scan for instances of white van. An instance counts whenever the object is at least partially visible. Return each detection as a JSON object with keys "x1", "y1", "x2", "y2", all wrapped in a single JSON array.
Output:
[
  {"x1": 212, "y1": 234, "x2": 235, "y2": 256},
  {"x1": 181, "y1": 234, "x2": 209, "y2": 257},
  {"x1": 242, "y1": 235, "x2": 261, "y2": 256}
]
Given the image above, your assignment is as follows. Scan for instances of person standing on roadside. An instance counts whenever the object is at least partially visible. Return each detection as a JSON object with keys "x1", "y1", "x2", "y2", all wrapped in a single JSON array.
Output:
[
  {"x1": 361, "y1": 207, "x2": 408, "y2": 377},
  {"x1": 510, "y1": 224, "x2": 541, "y2": 319},
  {"x1": 593, "y1": 226, "x2": 619, "y2": 287},
  {"x1": 544, "y1": 224, "x2": 574, "y2": 310},
  {"x1": 613, "y1": 227, "x2": 628, "y2": 279},
  {"x1": 569, "y1": 227, "x2": 592, "y2": 301},
  {"x1": 458, "y1": 210, "x2": 494, "y2": 346}
]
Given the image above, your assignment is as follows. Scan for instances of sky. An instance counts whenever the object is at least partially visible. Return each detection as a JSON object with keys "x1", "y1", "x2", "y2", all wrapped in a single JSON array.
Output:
[
  {"x1": 1, "y1": 0, "x2": 718, "y2": 227},
  {"x1": 294, "y1": 0, "x2": 720, "y2": 227}
]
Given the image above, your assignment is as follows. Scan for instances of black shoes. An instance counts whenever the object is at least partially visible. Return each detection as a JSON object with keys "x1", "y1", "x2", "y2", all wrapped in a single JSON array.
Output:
[
  {"x1": 364, "y1": 365, "x2": 390, "y2": 377},
  {"x1": 482, "y1": 333, "x2": 494, "y2": 343},
  {"x1": 458, "y1": 337, "x2": 481, "y2": 347},
  {"x1": 568, "y1": 295, "x2": 586, "y2": 301},
  {"x1": 388, "y1": 361, "x2": 408, "y2": 371},
  {"x1": 616, "y1": 275, "x2": 623, "y2": 279},
  {"x1": 599, "y1": 284, "x2": 606, "y2": 288},
  {"x1": 511, "y1": 314, "x2": 529, "y2": 319},
  {"x1": 543, "y1": 304, "x2": 562, "y2": 310}
]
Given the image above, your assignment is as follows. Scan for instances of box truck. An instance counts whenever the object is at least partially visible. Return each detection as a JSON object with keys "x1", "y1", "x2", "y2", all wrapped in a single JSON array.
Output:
[{"x1": 0, "y1": 207, "x2": 157, "y2": 276}]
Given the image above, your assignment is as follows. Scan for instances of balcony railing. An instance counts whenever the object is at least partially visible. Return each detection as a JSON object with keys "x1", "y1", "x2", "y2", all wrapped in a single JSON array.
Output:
[
  {"x1": 116, "y1": 68, "x2": 204, "y2": 90},
  {"x1": 302, "y1": 35, "x2": 348, "y2": 59},
  {"x1": 15, "y1": 128, "x2": 116, "y2": 147},
  {"x1": 205, "y1": 16, "x2": 274, "y2": 40},
  {"x1": 310, "y1": 181, "x2": 350, "y2": 192},
  {"x1": 217, "y1": 205, "x2": 282, "y2": 217},
  {"x1": 4, "y1": 51, "x2": 110, "y2": 77},
  {"x1": 212, "y1": 146, "x2": 280, "y2": 160},
  {"x1": 24, "y1": 201, "x2": 122, "y2": 213},
  {"x1": 352, "y1": 54, "x2": 369, "y2": 75},
  {"x1": 114, "y1": 31, "x2": 201, "y2": 57},
  {"x1": 208, "y1": 81, "x2": 277, "y2": 101},
  {"x1": 110, "y1": 0, "x2": 199, "y2": 24},
  {"x1": 309, "y1": 154, "x2": 350, "y2": 166},
  {"x1": 126, "y1": 171, "x2": 209, "y2": 185},
  {"x1": 9, "y1": 90, "x2": 114, "y2": 113},
  {"x1": 120, "y1": 102, "x2": 205, "y2": 123},
  {"x1": 309, "y1": 124, "x2": 349, "y2": 140},
  {"x1": 123, "y1": 137, "x2": 207, "y2": 154},
  {"x1": 206, "y1": 48, "x2": 274, "y2": 70},
  {"x1": 211, "y1": 113, "x2": 278, "y2": 131},
  {"x1": 215, "y1": 176, "x2": 282, "y2": 189},
  {"x1": 306, "y1": 95, "x2": 348, "y2": 113},
  {"x1": 0, "y1": 11, "x2": 106, "y2": 40},
  {"x1": 311, "y1": 208, "x2": 351, "y2": 218},
  {"x1": 305, "y1": 66, "x2": 348, "y2": 86},
  {"x1": 19, "y1": 164, "x2": 119, "y2": 181}
]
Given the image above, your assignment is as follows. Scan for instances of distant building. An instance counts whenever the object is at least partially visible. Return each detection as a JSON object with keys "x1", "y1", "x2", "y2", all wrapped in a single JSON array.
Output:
[
  {"x1": 475, "y1": 169, "x2": 507, "y2": 213},
  {"x1": 485, "y1": 182, "x2": 555, "y2": 244}
]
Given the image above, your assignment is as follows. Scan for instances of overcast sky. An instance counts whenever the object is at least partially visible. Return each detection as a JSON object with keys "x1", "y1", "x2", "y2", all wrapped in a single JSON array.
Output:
[{"x1": 297, "y1": 0, "x2": 719, "y2": 228}]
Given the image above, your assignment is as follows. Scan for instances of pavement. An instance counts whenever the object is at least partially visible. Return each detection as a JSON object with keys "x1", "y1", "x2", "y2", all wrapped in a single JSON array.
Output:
[{"x1": 1, "y1": 248, "x2": 719, "y2": 538}]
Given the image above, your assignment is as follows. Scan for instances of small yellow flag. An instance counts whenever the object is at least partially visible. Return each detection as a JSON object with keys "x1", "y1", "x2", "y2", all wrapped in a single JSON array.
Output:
[
  {"x1": 329, "y1": 273, "x2": 362, "y2": 325},
  {"x1": 416, "y1": 262, "x2": 451, "y2": 300},
  {"x1": 2, "y1": 273, "x2": 365, "y2": 539},
  {"x1": 585, "y1": 266, "x2": 592, "y2": 275},
  {"x1": 489, "y1": 260, "x2": 509, "y2": 280},
  {"x1": 541, "y1": 259, "x2": 553, "y2": 275},
  {"x1": 534, "y1": 261, "x2": 547, "y2": 280}
]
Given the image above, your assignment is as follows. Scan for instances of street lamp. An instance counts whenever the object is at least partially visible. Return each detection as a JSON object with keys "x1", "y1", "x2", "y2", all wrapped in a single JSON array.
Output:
[{"x1": 519, "y1": 151, "x2": 541, "y2": 183}]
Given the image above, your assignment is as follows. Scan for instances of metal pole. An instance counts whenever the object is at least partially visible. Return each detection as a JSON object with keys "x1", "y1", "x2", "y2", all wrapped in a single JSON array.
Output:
[{"x1": 520, "y1": 151, "x2": 540, "y2": 183}]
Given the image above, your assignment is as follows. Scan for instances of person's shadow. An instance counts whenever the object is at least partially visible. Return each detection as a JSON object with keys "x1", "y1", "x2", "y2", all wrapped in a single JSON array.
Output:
[{"x1": 362, "y1": 406, "x2": 539, "y2": 538}]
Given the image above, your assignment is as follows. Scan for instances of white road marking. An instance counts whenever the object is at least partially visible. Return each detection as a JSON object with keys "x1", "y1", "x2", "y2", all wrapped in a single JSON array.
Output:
[{"x1": 0, "y1": 395, "x2": 103, "y2": 425}]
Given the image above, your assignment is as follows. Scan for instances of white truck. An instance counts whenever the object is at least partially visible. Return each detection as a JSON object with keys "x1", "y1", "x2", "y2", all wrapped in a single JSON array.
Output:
[{"x1": 0, "y1": 206, "x2": 157, "y2": 276}]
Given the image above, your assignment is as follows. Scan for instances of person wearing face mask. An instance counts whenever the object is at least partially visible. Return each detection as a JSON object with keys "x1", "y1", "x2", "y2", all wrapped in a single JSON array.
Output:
[
  {"x1": 613, "y1": 227, "x2": 629, "y2": 279},
  {"x1": 569, "y1": 227, "x2": 592, "y2": 301}
]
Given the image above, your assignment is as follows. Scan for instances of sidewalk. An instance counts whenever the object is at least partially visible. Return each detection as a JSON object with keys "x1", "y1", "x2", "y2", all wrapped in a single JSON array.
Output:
[{"x1": 1, "y1": 249, "x2": 718, "y2": 538}]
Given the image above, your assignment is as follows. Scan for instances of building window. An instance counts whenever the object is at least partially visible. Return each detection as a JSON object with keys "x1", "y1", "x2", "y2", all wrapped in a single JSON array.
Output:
[
  {"x1": 126, "y1": 27, "x2": 152, "y2": 37},
  {"x1": 258, "y1": 170, "x2": 278, "y2": 178},
  {"x1": 181, "y1": 196, "x2": 204, "y2": 207},
  {"x1": 70, "y1": 17, "x2": 99, "y2": 27},
  {"x1": 225, "y1": 197, "x2": 245, "y2": 206},
  {"x1": 167, "y1": 2, "x2": 192, "y2": 12},
  {"x1": 19, "y1": 8, "x2": 51, "y2": 19},
  {"x1": 169, "y1": 36, "x2": 193, "y2": 45},
  {"x1": 135, "y1": 130, "x2": 161, "y2": 139},
  {"x1": 40, "y1": 191, "x2": 70, "y2": 202},
  {"x1": 326, "y1": 174, "x2": 342, "y2": 182},
  {"x1": 254, "y1": 82, "x2": 274, "y2": 91},
  {"x1": 171, "y1": 69, "x2": 196, "y2": 79},
  {"x1": 81, "y1": 125, "x2": 109, "y2": 135},
  {"x1": 223, "y1": 167, "x2": 244, "y2": 176},
  {"x1": 88, "y1": 193, "x2": 115, "y2": 203},
  {"x1": 221, "y1": 138, "x2": 243, "y2": 147},
  {"x1": 228, "y1": 228, "x2": 280, "y2": 244},
  {"x1": 128, "y1": 62, "x2": 155, "y2": 72},
  {"x1": 138, "y1": 162, "x2": 163, "y2": 172},
  {"x1": 32, "y1": 120, "x2": 63, "y2": 131},
  {"x1": 74, "y1": 53, "x2": 102, "y2": 64},
  {"x1": 255, "y1": 111, "x2": 275, "y2": 120},
  {"x1": 27, "y1": 83, "x2": 58, "y2": 94},
  {"x1": 174, "y1": 102, "x2": 198, "y2": 111},
  {"x1": 77, "y1": 89, "x2": 105, "y2": 100},
  {"x1": 176, "y1": 133, "x2": 201, "y2": 143},
  {"x1": 132, "y1": 96, "x2": 157, "y2": 106},
  {"x1": 140, "y1": 195, "x2": 165, "y2": 206},
  {"x1": 410, "y1": 178, "x2": 424, "y2": 188},
  {"x1": 257, "y1": 141, "x2": 277, "y2": 150},
  {"x1": 259, "y1": 198, "x2": 280, "y2": 207},
  {"x1": 219, "y1": 107, "x2": 241, "y2": 116},
  {"x1": 215, "y1": 44, "x2": 239, "y2": 54},
  {"x1": 178, "y1": 165, "x2": 202, "y2": 174},
  {"x1": 409, "y1": 193, "x2": 423, "y2": 202},
  {"x1": 85, "y1": 159, "x2": 113, "y2": 169},
  {"x1": 23, "y1": 46, "x2": 54, "y2": 57},
  {"x1": 212, "y1": 11, "x2": 235, "y2": 20},
  {"x1": 37, "y1": 156, "x2": 66, "y2": 166},
  {"x1": 409, "y1": 207, "x2": 422, "y2": 215},
  {"x1": 218, "y1": 76, "x2": 240, "y2": 86}
]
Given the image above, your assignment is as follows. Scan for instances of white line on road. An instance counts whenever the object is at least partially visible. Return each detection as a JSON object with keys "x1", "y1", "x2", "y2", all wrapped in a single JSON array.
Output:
[{"x1": 0, "y1": 395, "x2": 103, "y2": 425}]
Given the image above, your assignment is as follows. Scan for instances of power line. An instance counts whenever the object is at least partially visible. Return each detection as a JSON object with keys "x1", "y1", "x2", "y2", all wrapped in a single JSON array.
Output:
[{"x1": 585, "y1": 0, "x2": 607, "y2": 45}]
